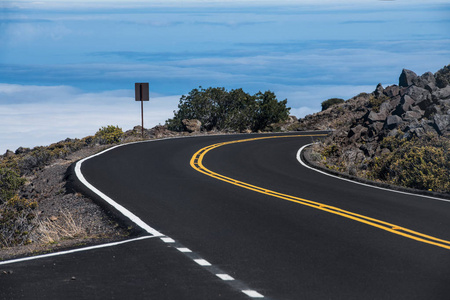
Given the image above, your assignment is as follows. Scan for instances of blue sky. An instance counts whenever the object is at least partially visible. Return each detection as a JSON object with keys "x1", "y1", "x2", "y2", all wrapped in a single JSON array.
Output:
[{"x1": 1, "y1": 0, "x2": 449, "y2": 153}]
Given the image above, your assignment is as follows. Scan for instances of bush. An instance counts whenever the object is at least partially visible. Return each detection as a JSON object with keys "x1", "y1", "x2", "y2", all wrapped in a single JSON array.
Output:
[
  {"x1": 0, "y1": 168, "x2": 25, "y2": 204},
  {"x1": 321, "y1": 98, "x2": 345, "y2": 111},
  {"x1": 94, "y1": 125, "x2": 123, "y2": 144},
  {"x1": 166, "y1": 87, "x2": 290, "y2": 132},
  {"x1": 0, "y1": 195, "x2": 38, "y2": 248},
  {"x1": 370, "y1": 134, "x2": 450, "y2": 192}
]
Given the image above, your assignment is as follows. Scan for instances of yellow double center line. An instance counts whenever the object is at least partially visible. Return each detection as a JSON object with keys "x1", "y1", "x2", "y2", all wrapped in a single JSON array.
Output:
[{"x1": 190, "y1": 134, "x2": 450, "y2": 250}]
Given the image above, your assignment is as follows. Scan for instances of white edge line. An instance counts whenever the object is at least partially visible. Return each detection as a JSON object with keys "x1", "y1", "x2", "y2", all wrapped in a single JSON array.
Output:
[
  {"x1": 0, "y1": 235, "x2": 156, "y2": 266},
  {"x1": 297, "y1": 143, "x2": 450, "y2": 203},
  {"x1": 75, "y1": 151, "x2": 163, "y2": 237}
]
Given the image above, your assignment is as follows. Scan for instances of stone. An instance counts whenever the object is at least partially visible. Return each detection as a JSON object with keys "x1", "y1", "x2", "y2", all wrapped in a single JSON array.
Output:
[
  {"x1": 383, "y1": 85, "x2": 400, "y2": 98},
  {"x1": 424, "y1": 105, "x2": 442, "y2": 118},
  {"x1": 4, "y1": 150, "x2": 14, "y2": 158},
  {"x1": 348, "y1": 125, "x2": 365, "y2": 139},
  {"x1": 394, "y1": 95, "x2": 415, "y2": 116},
  {"x1": 288, "y1": 115, "x2": 298, "y2": 123},
  {"x1": 182, "y1": 119, "x2": 202, "y2": 133},
  {"x1": 432, "y1": 86, "x2": 450, "y2": 101},
  {"x1": 403, "y1": 110, "x2": 423, "y2": 121},
  {"x1": 420, "y1": 119, "x2": 437, "y2": 134},
  {"x1": 399, "y1": 69, "x2": 418, "y2": 87},
  {"x1": 386, "y1": 115, "x2": 403, "y2": 129},
  {"x1": 432, "y1": 114, "x2": 450, "y2": 135},
  {"x1": 374, "y1": 83, "x2": 384, "y2": 97},
  {"x1": 425, "y1": 83, "x2": 437, "y2": 93},
  {"x1": 368, "y1": 110, "x2": 388, "y2": 123},
  {"x1": 15, "y1": 147, "x2": 31, "y2": 155},
  {"x1": 406, "y1": 85, "x2": 431, "y2": 103},
  {"x1": 415, "y1": 97, "x2": 433, "y2": 111}
]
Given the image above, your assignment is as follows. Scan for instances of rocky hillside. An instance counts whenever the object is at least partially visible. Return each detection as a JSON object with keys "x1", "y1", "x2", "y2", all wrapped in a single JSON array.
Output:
[{"x1": 299, "y1": 65, "x2": 450, "y2": 195}]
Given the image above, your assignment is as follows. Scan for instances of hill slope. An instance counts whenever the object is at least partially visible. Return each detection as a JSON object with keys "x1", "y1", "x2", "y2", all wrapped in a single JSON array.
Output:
[{"x1": 300, "y1": 65, "x2": 450, "y2": 195}]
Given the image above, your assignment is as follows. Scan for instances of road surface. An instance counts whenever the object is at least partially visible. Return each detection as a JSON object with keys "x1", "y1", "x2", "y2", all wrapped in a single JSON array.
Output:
[{"x1": 2, "y1": 132, "x2": 450, "y2": 299}]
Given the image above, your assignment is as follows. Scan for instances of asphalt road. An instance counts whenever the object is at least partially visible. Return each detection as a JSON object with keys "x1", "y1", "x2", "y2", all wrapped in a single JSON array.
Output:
[{"x1": 2, "y1": 132, "x2": 450, "y2": 299}]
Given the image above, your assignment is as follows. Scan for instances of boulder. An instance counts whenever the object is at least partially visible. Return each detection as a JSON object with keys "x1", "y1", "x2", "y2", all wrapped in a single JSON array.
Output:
[
  {"x1": 15, "y1": 147, "x2": 31, "y2": 155},
  {"x1": 348, "y1": 125, "x2": 364, "y2": 139},
  {"x1": 4, "y1": 150, "x2": 15, "y2": 158},
  {"x1": 432, "y1": 86, "x2": 450, "y2": 101},
  {"x1": 368, "y1": 110, "x2": 388, "y2": 123},
  {"x1": 383, "y1": 85, "x2": 400, "y2": 98},
  {"x1": 374, "y1": 83, "x2": 384, "y2": 97},
  {"x1": 386, "y1": 115, "x2": 403, "y2": 129},
  {"x1": 432, "y1": 114, "x2": 450, "y2": 135},
  {"x1": 399, "y1": 69, "x2": 418, "y2": 87},
  {"x1": 287, "y1": 115, "x2": 298, "y2": 123},
  {"x1": 420, "y1": 119, "x2": 437, "y2": 134},
  {"x1": 421, "y1": 72, "x2": 436, "y2": 85},
  {"x1": 424, "y1": 104, "x2": 442, "y2": 118},
  {"x1": 403, "y1": 110, "x2": 423, "y2": 121},
  {"x1": 182, "y1": 119, "x2": 202, "y2": 133},
  {"x1": 394, "y1": 95, "x2": 415, "y2": 116},
  {"x1": 406, "y1": 85, "x2": 431, "y2": 103}
]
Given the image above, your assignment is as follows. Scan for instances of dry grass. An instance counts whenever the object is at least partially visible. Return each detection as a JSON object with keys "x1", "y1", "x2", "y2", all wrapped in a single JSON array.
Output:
[{"x1": 35, "y1": 210, "x2": 86, "y2": 244}]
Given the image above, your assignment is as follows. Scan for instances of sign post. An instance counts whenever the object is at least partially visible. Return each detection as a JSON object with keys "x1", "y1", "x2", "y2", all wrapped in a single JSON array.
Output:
[{"x1": 135, "y1": 83, "x2": 149, "y2": 138}]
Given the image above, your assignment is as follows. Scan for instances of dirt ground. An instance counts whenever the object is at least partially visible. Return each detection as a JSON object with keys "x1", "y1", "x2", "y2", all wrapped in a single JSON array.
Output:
[{"x1": 0, "y1": 145, "x2": 131, "y2": 261}]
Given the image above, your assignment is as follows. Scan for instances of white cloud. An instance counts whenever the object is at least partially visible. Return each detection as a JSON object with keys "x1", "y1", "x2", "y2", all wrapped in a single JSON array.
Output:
[{"x1": 0, "y1": 84, "x2": 180, "y2": 153}]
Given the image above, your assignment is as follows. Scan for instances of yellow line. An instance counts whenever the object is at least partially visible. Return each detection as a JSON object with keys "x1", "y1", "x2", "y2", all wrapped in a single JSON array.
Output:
[{"x1": 190, "y1": 134, "x2": 450, "y2": 250}]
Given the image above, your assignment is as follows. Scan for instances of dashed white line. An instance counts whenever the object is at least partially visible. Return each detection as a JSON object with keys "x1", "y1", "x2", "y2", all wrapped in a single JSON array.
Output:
[
  {"x1": 194, "y1": 259, "x2": 212, "y2": 266},
  {"x1": 177, "y1": 248, "x2": 192, "y2": 253},
  {"x1": 242, "y1": 290, "x2": 264, "y2": 298},
  {"x1": 216, "y1": 274, "x2": 234, "y2": 281},
  {"x1": 161, "y1": 237, "x2": 175, "y2": 243}
]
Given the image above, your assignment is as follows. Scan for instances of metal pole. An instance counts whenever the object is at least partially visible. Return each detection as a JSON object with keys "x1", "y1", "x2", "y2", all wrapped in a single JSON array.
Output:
[{"x1": 141, "y1": 100, "x2": 144, "y2": 138}]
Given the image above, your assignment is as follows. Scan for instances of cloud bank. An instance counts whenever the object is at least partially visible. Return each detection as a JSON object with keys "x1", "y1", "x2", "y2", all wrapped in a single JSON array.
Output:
[{"x1": 0, "y1": 84, "x2": 180, "y2": 153}]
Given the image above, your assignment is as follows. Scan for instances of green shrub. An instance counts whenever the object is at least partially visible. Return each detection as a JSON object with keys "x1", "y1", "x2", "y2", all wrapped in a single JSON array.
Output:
[
  {"x1": 0, "y1": 168, "x2": 25, "y2": 204},
  {"x1": 321, "y1": 98, "x2": 345, "y2": 111},
  {"x1": 0, "y1": 195, "x2": 38, "y2": 248},
  {"x1": 321, "y1": 144, "x2": 339, "y2": 158},
  {"x1": 370, "y1": 134, "x2": 450, "y2": 192},
  {"x1": 94, "y1": 125, "x2": 123, "y2": 144}
]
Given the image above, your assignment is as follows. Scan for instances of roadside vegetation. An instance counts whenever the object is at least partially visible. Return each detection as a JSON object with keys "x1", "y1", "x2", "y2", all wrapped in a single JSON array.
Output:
[
  {"x1": 319, "y1": 133, "x2": 450, "y2": 193},
  {"x1": 369, "y1": 134, "x2": 450, "y2": 193},
  {"x1": 321, "y1": 98, "x2": 344, "y2": 111},
  {"x1": 0, "y1": 126, "x2": 124, "y2": 249},
  {"x1": 166, "y1": 87, "x2": 290, "y2": 132}
]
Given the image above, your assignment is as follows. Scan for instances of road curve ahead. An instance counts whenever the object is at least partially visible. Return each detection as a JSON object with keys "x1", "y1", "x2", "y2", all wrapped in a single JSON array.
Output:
[{"x1": 3, "y1": 132, "x2": 450, "y2": 299}]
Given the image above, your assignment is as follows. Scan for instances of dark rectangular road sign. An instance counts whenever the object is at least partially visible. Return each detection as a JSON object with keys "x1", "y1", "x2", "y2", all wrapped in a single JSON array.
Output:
[{"x1": 135, "y1": 83, "x2": 149, "y2": 101}]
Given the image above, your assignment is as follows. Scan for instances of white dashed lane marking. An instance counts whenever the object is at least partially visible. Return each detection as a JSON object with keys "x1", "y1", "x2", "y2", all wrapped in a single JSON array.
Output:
[
  {"x1": 216, "y1": 274, "x2": 235, "y2": 281},
  {"x1": 159, "y1": 236, "x2": 266, "y2": 298},
  {"x1": 194, "y1": 259, "x2": 212, "y2": 266}
]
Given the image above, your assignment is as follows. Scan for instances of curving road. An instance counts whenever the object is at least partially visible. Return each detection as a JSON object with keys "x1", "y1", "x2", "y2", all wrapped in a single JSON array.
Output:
[{"x1": 2, "y1": 132, "x2": 450, "y2": 299}]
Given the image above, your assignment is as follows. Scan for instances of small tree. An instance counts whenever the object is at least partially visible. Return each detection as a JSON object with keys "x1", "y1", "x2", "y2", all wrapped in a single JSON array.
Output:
[
  {"x1": 321, "y1": 98, "x2": 345, "y2": 111},
  {"x1": 166, "y1": 87, "x2": 290, "y2": 132},
  {"x1": 253, "y1": 91, "x2": 290, "y2": 131}
]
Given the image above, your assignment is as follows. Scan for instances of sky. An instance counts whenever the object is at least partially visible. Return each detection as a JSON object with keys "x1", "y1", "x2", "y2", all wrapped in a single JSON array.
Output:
[{"x1": 0, "y1": 0, "x2": 449, "y2": 153}]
